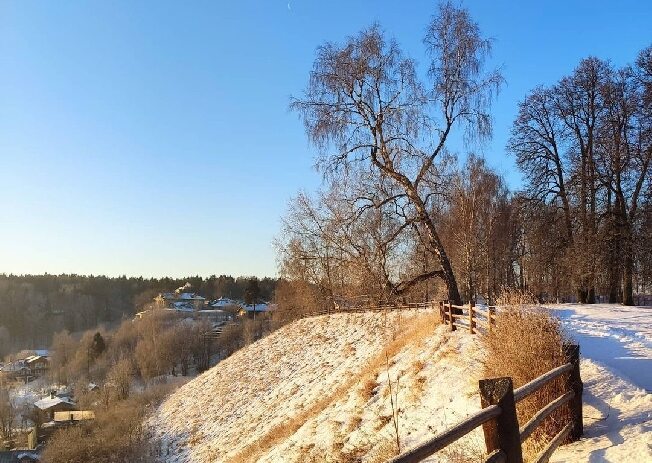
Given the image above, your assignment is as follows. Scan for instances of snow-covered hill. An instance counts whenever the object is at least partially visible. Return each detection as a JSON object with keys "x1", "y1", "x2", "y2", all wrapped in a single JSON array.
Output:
[
  {"x1": 150, "y1": 310, "x2": 486, "y2": 463},
  {"x1": 150, "y1": 304, "x2": 652, "y2": 463}
]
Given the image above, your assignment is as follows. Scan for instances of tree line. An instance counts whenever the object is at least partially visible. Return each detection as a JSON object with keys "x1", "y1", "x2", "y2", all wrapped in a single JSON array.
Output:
[
  {"x1": 0, "y1": 273, "x2": 277, "y2": 356},
  {"x1": 276, "y1": 2, "x2": 651, "y2": 311}
]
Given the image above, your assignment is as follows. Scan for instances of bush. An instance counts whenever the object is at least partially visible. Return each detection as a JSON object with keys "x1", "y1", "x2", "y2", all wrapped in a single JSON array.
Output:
[
  {"x1": 482, "y1": 297, "x2": 572, "y2": 458},
  {"x1": 41, "y1": 384, "x2": 173, "y2": 463}
]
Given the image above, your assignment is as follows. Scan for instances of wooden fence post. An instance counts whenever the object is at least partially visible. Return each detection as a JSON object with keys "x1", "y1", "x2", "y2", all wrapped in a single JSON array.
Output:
[
  {"x1": 479, "y1": 377, "x2": 523, "y2": 463},
  {"x1": 469, "y1": 300, "x2": 475, "y2": 334},
  {"x1": 564, "y1": 343, "x2": 583, "y2": 442},
  {"x1": 488, "y1": 307, "x2": 496, "y2": 333},
  {"x1": 439, "y1": 301, "x2": 445, "y2": 324},
  {"x1": 448, "y1": 302, "x2": 456, "y2": 331}
]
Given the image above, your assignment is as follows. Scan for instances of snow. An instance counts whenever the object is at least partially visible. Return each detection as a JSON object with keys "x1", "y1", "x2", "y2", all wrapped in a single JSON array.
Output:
[
  {"x1": 149, "y1": 304, "x2": 652, "y2": 463},
  {"x1": 550, "y1": 358, "x2": 652, "y2": 462},
  {"x1": 241, "y1": 303, "x2": 270, "y2": 312},
  {"x1": 549, "y1": 304, "x2": 652, "y2": 392},
  {"x1": 149, "y1": 309, "x2": 486, "y2": 462},
  {"x1": 545, "y1": 304, "x2": 652, "y2": 462},
  {"x1": 34, "y1": 395, "x2": 75, "y2": 410}
]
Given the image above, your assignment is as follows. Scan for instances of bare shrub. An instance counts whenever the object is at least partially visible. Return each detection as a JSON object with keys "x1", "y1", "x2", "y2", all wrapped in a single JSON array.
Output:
[
  {"x1": 41, "y1": 383, "x2": 174, "y2": 463},
  {"x1": 483, "y1": 301, "x2": 572, "y2": 458},
  {"x1": 494, "y1": 288, "x2": 539, "y2": 307}
]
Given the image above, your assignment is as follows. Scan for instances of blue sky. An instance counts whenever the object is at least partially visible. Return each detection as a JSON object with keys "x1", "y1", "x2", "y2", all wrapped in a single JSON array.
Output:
[{"x1": 1, "y1": 1, "x2": 650, "y2": 278}]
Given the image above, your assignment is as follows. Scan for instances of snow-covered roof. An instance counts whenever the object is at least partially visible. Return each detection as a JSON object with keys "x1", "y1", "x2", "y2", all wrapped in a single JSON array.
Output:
[
  {"x1": 160, "y1": 291, "x2": 206, "y2": 302},
  {"x1": 16, "y1": 452, "x2": 40, "y2": 461},
  {"x1": 241, "y1": 303, "x2": 270, "y2": 312},
  {"x1": 34, "y1": 396, "x2": 75, "y2": 410},
  {"x1": 169, "y1": 302, "x2": 196, "y2": 312},
  {"x1": 199, "y1": 309, "x2": 229, "y2": 314},
  {"x1": 210, "y1": 298, "x2": 239, "y2": 307}
]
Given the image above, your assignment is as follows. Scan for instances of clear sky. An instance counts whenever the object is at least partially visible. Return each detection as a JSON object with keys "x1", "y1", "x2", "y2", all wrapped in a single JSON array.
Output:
[{"x1": 1, "y1": 1, "x2": 650, "y2": 278}]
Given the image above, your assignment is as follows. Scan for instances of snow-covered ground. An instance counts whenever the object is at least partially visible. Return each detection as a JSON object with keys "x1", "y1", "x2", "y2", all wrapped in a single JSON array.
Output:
[
  {"x1": 546, "y1": 304, "x2": 652, "y2": 462},
  {"x1": 550, "y1": 304, "x2": 651, "y2": 392},
  {"x1": 149, "y1": 309, "x2": 487, "y2": 463},
  {"x1": 149, "y1": 304, "x2": 651, "y2": 463}
]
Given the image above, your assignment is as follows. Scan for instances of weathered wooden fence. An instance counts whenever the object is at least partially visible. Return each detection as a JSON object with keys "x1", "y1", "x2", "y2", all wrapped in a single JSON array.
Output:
[
  {"x1": 438, "y1": 300, "x2": 497, "y2": 334},
  {"x1": 202, "y1": 301, "x2": 436, "y2": 339},
  {"x1": 386, "y1": 301, "x2": 583, "y2": 463}
]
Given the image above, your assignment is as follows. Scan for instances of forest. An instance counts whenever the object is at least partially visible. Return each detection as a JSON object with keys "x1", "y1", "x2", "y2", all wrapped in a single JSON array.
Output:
[{"x1": 0, "y1": 273, "x2": 277, "y2": 355}]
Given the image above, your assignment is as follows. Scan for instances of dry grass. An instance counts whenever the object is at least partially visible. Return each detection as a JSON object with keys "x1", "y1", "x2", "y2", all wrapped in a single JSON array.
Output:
[
  {"x1": 361, "y1": 378, "x2": 379, "y2": 401},
  {"x1": 411, "y1": 359, "x2": 426, "y2": 375},
  {"x1": 364, "y1": 435, "x2": 401, "y2": 463},
  {"x1": 483, "y1": 294, "x2": 572, "y2": 460},
  {"x1": 227, "y1": 310, "x2": 440, "y2": 463}
]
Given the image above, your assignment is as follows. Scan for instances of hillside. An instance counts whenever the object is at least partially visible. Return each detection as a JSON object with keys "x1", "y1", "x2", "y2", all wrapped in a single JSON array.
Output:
[
  {"x1": 150, "y1": 305, "x2": 652, "y2": 463},
  {"x1": 150, "y1": 310, "x2": 486, "y2": 462}
]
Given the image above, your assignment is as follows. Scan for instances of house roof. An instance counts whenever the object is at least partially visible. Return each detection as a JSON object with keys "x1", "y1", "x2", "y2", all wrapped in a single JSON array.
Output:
[
  {"x1": 34, "y1": 396, "x2": 75, "y2": 410},
  {"x1": 241, "y1": 303, "x2": 270, "y2": 312},
  {"x1": 0, "y1": 362, "x2": 30, "y2": 372},
  {"x1": 0, "y1": 451, "x2": 39, "y2": 463},
  {"x1": 162, "y1": 292, "x2": 206, "y2": 301},
  {"x1": 178, "y1": 292, "x2": 206, "y2": 300}
]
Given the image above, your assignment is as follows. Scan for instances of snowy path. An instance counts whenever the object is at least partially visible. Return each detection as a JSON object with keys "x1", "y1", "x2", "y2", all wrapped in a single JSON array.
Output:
[
  {"x1": 545, "y1": 304, "x2": 652, "y2": 462},
  {"x1": 549, "y1": 304, "x2": 652, "y2": 392}
]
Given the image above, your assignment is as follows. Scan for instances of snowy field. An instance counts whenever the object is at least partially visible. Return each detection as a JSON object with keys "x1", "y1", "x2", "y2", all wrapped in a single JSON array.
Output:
[{"x1": 546, "y1": 304, "x2": 652, "y2": 463}]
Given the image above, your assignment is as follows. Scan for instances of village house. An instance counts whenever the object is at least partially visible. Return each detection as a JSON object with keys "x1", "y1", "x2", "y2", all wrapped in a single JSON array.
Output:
[
  {"x1": 34, "y1": 394, "x2": 76, "y2": 422},
  {"x1": 23, "y1": 356, "x2": 48, "y2": 376},
  {"x1": 0, "y1": 361, "x2": 31, "y2": 382},
  {"x1": 156, "y1": 291, "x2": 206, "y2": 311},
  {"x1": 238, "y1": 303, "x2": 274, "y2": 319},
  {"x1": 53, "y1": 410, "x2": 95, "y2": 424}
]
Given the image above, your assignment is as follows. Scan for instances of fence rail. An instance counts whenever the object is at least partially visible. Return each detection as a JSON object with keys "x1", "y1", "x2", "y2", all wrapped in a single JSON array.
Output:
[
  {"x1": 201, "y1": 301, "x2": 435, "y2": 339},
  {"x1": 386, "y1": 301, "x2": 583, "y2": 463}
]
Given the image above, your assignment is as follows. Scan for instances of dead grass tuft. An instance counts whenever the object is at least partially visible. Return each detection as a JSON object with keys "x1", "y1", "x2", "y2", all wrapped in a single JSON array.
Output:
[
  {"x1": 360, "y1": 378, "x2": 379, "y2": 402},
  {"x1": 483, "y1": 296, "x2": 572, "y2": 460}
]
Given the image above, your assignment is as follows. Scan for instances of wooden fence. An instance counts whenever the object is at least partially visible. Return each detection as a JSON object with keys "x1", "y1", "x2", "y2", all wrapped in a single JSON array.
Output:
[
  {"x1": 201, "y1": 301, "x2": 436, "y2": 339},
  {"x1": 387, "y1": 301, "x2": 583, "y2": 463},
  {"x1": 438, "y1": 300, "x2": 496, "y2": 334}
]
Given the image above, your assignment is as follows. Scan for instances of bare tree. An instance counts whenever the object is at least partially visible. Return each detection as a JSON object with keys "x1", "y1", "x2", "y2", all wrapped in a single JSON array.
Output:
[
  {"x1": 291, "y1": 2, "x2": 503, "y2": 305},
  {"x1": 596, "y1": 55, "x2": 652, "y2": 304},
  {"x1": 0, "y1": 386, "x2": 16, "y2": 442},
  {"x1": 510, "y1": 47, "x2": 651, "y2": 304},
  {"x1": 438, "y1": 155, "x2": 516, "y2": 303}
]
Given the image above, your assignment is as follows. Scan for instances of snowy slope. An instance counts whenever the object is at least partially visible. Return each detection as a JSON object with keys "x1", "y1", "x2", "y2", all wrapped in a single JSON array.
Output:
[
  {"x1": 150, "y1": 310, "x2": 487, "y2": 463},
  {"x1": 546, "y1": 304, "x2": 652, "y2": 462},
  {"x1": 150, "y1": 304, "x2": 652, "y2": 463}
]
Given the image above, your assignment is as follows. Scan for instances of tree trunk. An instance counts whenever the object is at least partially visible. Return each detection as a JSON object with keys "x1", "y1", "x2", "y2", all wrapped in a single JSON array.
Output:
[
  {"x1": 622, "y1": 241, "x2": 634, "y2": 306},
  {"x1": 434, "y1": 243, "x2": 462, "y2": 306}
]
